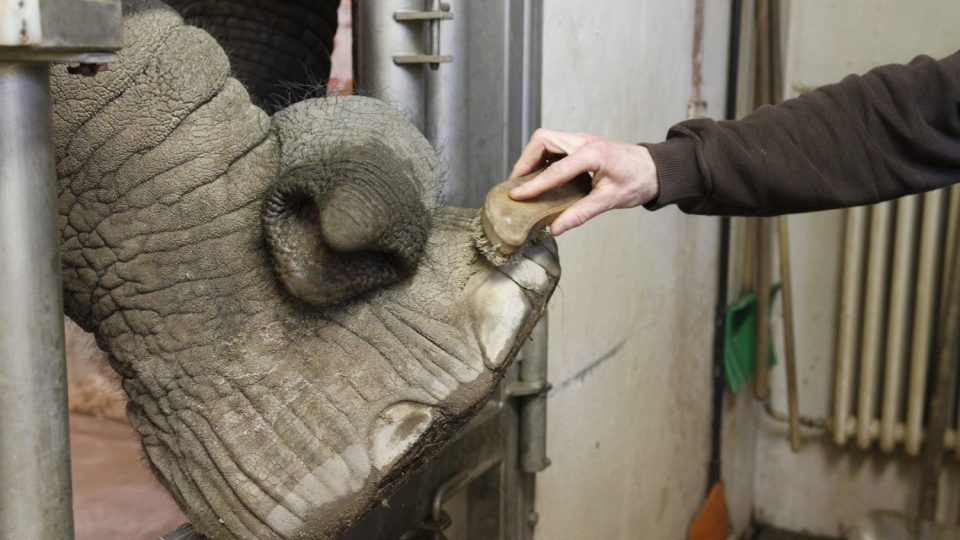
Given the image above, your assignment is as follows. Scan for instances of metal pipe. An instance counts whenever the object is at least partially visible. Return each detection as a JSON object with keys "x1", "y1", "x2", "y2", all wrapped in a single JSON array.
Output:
[
  {"x1": 880, "y1": 195, "x2": 920, "y2": 451},
  {"x1": 857, "y1": 201, "x2": 893, "y2": 449},
  {"x1": 427, "y1": 0, "x2": 443, "y2": 70},
  {"x1": 424, "y1": 0, "x2": 469, "y2": 204},
  {"x1": 834, "y1": 206, "x2": 867, "y2": 446},
  {"x1": 906, "y1": 190, "x2": 947, "y2": 455},
  {"x1": 704, "y1": 0, "x2": 741, "y2": 495},
  {"x1": 518, "y1": 319, "x2": 549, "y2": 473},
  {"x1": 354, "y1": 0, "x2": 427, "y2": 130},
  {"x1": 0, "y1": 62, "x2": 74, "y2": 539}
]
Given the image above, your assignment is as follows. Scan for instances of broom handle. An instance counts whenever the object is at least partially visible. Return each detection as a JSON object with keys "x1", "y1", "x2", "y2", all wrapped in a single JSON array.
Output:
[
  {"x1": 755, "y1": 217, "x2": 771, "y2": 400},
  {"x1": 778, "y1": 216, "x2": 801, "y2": 451}
]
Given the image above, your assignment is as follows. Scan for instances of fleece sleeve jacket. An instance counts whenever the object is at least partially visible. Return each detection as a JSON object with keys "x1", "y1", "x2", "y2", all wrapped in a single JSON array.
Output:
[{"x1": 644, "y1": 51, "x2": 960, "y2": 216}]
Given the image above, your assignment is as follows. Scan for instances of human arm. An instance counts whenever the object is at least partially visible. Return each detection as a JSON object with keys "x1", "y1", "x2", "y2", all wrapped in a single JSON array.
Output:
[
  {"x1": 511, "y1": 50, "x2": 960, "y2": 230},
  {"x1": 508, "y1": 131, "x2": 658, "y2": 235}
]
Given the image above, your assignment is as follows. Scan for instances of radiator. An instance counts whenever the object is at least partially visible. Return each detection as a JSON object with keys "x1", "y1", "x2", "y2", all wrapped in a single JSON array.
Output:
[{"x1": 833, "y1": 187, "x2": 960, "y2": 454}]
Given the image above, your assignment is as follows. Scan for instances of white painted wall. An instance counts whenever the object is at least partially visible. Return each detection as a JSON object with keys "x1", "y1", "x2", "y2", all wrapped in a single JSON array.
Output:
[
  {"x1": 755, "y1": 0, "x2": 960, "y2": 536},
  {"x1": 533, "y1": 2, "x2": 752, "y2": 538}
]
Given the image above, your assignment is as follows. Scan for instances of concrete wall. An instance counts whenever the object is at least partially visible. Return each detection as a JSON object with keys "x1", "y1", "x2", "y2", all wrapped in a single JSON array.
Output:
[
  {"x1": 532, "y1": 2, "x2": 753, "y2": 538},
  {"x1": 755, "y1": 0, "x2": 960, "y2": 536}
]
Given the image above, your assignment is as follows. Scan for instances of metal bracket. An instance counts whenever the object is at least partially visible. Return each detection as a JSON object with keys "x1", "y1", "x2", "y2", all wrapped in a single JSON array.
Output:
[
  {"x1": 394, "y1": 10, "x2": 454, "y2": 21},
  {"x1": 393, "y1": 54, "x2": 452, "y2": 65},
  {"x1": 0, "y1": 0, "x2": 122, "y2": 63},
  {"x1": 505, "y1": 380, "x2": 552, "y2": 398},
  {"x1": 392, "y1": 0, "x2": 453, "y2": 70},
  {"x1": 399, "y1": 457, "x2": 501, "y2": 540}
]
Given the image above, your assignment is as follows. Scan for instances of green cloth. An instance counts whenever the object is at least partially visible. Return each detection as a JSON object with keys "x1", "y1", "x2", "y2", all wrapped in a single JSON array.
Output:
[{"x1": 724, "y1": 285, "x2": 780, "y2": 392}]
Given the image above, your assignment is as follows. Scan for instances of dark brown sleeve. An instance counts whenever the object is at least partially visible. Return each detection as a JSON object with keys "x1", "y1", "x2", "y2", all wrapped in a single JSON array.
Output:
[{"x1": 643, "y1": 51, "x2": 960, "y2": 216}]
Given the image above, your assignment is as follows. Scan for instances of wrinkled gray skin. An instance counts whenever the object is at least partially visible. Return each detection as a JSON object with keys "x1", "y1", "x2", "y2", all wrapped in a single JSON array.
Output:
[{"x1": 53, "y1": 1, "x2": 558, "y2": 538}]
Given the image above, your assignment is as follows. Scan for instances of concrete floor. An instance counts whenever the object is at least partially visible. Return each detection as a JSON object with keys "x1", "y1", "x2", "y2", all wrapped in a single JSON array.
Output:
[{"x1": 71, "y1": 413, "x2": 185, "y2": 540}]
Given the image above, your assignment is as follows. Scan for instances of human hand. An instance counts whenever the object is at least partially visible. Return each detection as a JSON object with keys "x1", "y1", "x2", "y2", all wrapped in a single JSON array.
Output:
[{"x1": 509, "y1": 129, "x2": 659, "y2": 235}]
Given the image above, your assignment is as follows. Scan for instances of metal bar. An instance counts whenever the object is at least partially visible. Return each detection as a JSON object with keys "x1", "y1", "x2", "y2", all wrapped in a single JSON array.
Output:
[
  {"x1": 427, "y1": 0, "x2": 442, "y2": 70},
  {"x1": 0, "y1": 62, "x2": 74, "y2": 539},
  {"x1": 431, "y1": 458, "x2": 502, "y2": 526},
  {"x1": 857, "y1": 201, "x2": 893, "y2": 449},
  {"x1": 520, "y1": 0, "x2": 542, "y2": 145},
  {"x1": 502, "y1": 0, "x2": 525, "y2": 178},
  {"x1": 880, "y1": 195, "x2": 920, "y2": 452},
  {"x1": 705, "y1": 0, "x2": 741, "y2": 494},
  {"x1": 354, "y1": 0, "x2": 427, "y2": 130},
  {"x1": 424, "y1": 0, "x2": 468, "y2": 203},
  {"x1": 394, "y1": 10, "x2": 453, "y2": 21},
  {"x1": 777, "y1": 216, "x2": 801, "y2": 451},
  {"x1": 393, "y1": 54, "x2": 452, "y2": 65},
  {"x1": 518, "y1": 319, "x2": 549, "y2": 473},
  {"x1": 1, "y1": 0, "x2": 122, "y2": 51},
  {"x1": 834, "y1": 206, "x2": 867, "y2": 446},
  {"x1": 906, "y1": 190, "x2": 947, "y2": 455}
]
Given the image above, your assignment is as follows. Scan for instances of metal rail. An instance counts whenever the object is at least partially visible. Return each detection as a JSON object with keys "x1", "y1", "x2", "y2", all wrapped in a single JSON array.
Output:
[
  {"x1": 0, "y1": 1, "x2": 121, "y2": 537},
  {"x1": 0, "y1": 61, "x2": 74, "y2": 540}
]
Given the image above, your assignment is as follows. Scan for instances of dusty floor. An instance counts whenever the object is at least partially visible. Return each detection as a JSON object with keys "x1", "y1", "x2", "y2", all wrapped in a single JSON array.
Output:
[
  {"x1": 66, "y1": 319, "x2": 185, "y2": 539},
  {"x1": 71, "y1": 413, "x2": 185, "y2": 539}
]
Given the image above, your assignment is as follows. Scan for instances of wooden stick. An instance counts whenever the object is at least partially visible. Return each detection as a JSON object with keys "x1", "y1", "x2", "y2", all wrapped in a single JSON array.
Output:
[
  {"x1": 778, "y1": 216, "x2": 801, "y2": 450},
  {"x1": 755, "y1": 217, "x2": 771, "y2": 400},
  {"x1": 740, "y1": 218, "x2": 757, "y2": 295}
]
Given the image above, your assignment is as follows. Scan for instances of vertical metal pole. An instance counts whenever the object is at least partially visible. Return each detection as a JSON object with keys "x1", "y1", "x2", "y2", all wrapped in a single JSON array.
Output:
[
  {"x1": 518, "y1": 320, "x2": 549, "y2": 473},
  {"x1": 0, "y1": 62, "x2": 74, "y2": 539},
  {"x1": 353, "y1": 2, "x2": 544, "y2": 538},
  {"x1": 516, "y1": 0, "x2": 545, "y2": 478},
  {"x1": 354, "y1": 0, "x2": 427, "y2": 130},
  {"x1": 424, "y1": 0, "x2": 468, "y2": 202}
]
